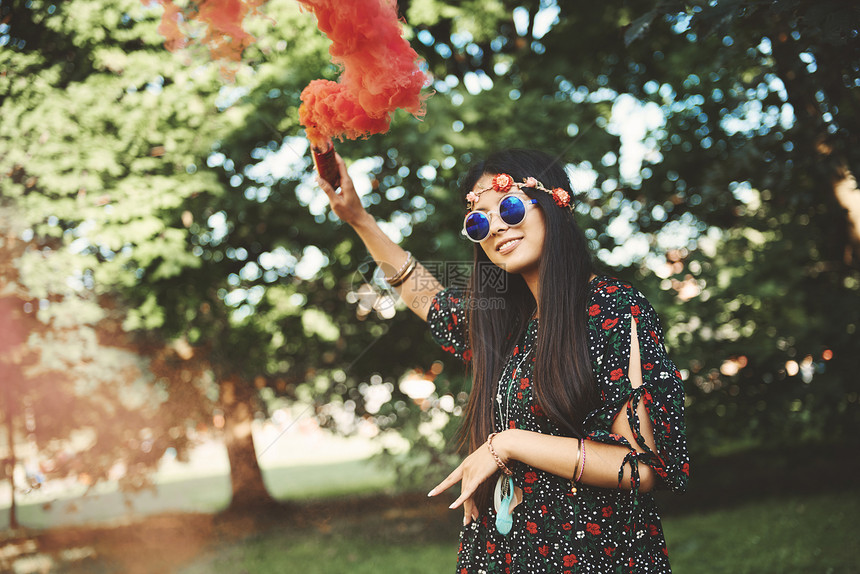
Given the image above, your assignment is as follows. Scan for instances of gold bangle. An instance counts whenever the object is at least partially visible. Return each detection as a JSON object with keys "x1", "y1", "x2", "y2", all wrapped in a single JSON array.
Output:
[
  {"x1": 388, "y1": 258, "x2": 418, "y2": 287},
  {"x1": 570, "y1": 438, "x2": 586, "y2": 495},
  {"x1": 384, "y1": 251, "x2": 413, "y2": 284}
]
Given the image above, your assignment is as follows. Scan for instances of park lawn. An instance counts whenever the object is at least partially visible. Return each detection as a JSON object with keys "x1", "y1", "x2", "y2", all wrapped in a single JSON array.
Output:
[
  {"x1": 181, "y1": 489, "x2": 859, "y2": 574},
  {"x1": 665, "y1": 489, "x2": 859, "y2": 573}
]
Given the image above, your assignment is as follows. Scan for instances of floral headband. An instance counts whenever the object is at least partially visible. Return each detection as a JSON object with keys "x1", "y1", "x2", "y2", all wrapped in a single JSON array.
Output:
[{"x1": 465, "y1": 173, "x2": 572, "y2": 209}]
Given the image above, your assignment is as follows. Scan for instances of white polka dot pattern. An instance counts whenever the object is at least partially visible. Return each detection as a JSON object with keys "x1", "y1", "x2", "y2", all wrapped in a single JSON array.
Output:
[{"x1": 427, "y1": 276, "x2": 689, "y2": 573}]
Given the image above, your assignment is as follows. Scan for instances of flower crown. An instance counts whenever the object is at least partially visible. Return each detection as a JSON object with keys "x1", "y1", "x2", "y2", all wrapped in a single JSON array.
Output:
[{"x1": 465, "y1": 173, "x2": 572, "y2": 209}]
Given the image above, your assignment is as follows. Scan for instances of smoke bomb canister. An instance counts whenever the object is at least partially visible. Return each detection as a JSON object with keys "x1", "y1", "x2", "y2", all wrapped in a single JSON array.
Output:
[{"x1": 312, "y1": 142, "x2": 341, "y2": 189}]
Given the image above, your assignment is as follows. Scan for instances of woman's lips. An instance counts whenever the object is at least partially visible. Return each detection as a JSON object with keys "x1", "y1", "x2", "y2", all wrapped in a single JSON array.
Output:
[{"x1": 496, "y1": 237, "x2": 523, "y2": 254}]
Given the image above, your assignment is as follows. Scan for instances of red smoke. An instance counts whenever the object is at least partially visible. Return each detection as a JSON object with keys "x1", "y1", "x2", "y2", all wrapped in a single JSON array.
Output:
[
  {"x1": 297, "y1": 0, "x2": 430, "y2": 149},
  {"x1": 146, "y1": 0, "x2": 266, "y2": 68}
]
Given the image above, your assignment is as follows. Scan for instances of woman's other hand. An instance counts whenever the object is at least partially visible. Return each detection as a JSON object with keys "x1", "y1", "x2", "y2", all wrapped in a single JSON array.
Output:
[{"x1": 428, "y1": 440, "x2": 500, "y2": 526}]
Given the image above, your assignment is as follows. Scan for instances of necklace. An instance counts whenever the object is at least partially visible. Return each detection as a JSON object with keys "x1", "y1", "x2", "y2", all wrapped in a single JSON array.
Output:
[
  {"x1": 495, "y1": 311, "x2": 537, "y2": 427},
  {"x1": 492, "y1": 316, "x2": 536, "y2": 535},
  {"x1": 495, "y1": 346, "x2": 533, "y2": 428}
]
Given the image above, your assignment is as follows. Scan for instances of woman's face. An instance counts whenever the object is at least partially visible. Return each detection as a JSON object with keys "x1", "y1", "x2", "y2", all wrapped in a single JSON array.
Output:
[{"x1": 471, "y1": 173, "x2": 546, "y2": 278}]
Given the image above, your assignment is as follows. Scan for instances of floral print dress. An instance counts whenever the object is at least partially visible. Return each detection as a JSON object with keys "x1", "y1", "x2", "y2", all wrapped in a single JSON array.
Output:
[{"x1": 427, "y1": 276, "x2": 689, "y2": 573}]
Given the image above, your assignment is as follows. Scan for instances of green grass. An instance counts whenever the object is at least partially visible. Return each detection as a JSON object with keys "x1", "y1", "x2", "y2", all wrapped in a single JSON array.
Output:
[
  {"x1": 1, "y1": 459, "x2": 396, "y2": 530},
  {"x1": 180, "y1": 489, "x2": 859, "y2": 574},
  {"x1": 183, "y1": 534, "x2": 458, "y2": 574},
  {"x1": 263, "y1": 458, "x2": 397, "y2": 500},
  {"x1": 181, "y1": 493, "x2": 461, "y2": 574},
  {"x1": 665, "y1": 490, "x2": 860, "y2": 574}
]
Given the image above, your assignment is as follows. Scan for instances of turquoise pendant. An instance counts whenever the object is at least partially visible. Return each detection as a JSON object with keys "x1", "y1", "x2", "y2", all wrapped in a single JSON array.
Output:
[{"x1": 493, "y1": 475, "x2": 515, "y2": 536}]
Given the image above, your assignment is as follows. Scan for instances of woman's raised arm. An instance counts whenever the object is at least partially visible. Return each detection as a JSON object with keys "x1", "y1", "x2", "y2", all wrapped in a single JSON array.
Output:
[{"x1": 316, "y1": 152, "x2": 444, "y2": 320}]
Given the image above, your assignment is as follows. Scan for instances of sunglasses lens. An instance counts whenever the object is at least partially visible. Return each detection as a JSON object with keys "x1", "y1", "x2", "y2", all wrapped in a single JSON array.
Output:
[
  {"x1": 499, "y1": 196, "x2": 527, "y2": 225},
  {"x1": 464, "y1": 212, "x2": 490, "y2": 241}
]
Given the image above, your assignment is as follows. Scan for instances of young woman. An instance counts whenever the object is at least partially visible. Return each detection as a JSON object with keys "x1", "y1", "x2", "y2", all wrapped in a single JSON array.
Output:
[{"x1": 317, "y1": 148, "x2": 689, "y2": 573}]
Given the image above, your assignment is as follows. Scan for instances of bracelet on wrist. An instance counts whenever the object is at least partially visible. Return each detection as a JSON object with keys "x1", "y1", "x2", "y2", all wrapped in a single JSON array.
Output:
[
  {"x1": 387, "y1": 257, "x2": 418, "y2": 287},
  {"x1": 384, "y1": 251, "x2": 413, "y2": 285},
  {"x1": 570, "y1": 438, "x2": 587, "y2": 495},
  {"x1": 487, "y1": 432, "x2": 513, "y2": 476}
]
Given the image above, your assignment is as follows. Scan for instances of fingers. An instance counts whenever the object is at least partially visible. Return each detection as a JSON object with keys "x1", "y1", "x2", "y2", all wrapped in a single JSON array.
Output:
[
  {"x1": 315, "y1": 173, "x2": 338, "y2": 199},
  {"x1": 333, "y1": 152, "x2": 355, "y2": 193},
  {"x1": 448, "y1": 488, "x2": 471, "y2": 510},
  {"x1": 463, "y1": 498, "x2": 479, "y2": 526},
  {"x1": 427, "y1": 465, "x2": 463, "y2": 498},
  {"x1": 334, "y1": 152, "x2": 347, "y2": 175}
]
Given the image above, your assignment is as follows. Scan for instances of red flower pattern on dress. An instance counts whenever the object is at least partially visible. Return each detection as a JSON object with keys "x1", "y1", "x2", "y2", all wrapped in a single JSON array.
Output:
[
  {"x1": 492, "y1": 173, "x2": 514, "y2": 193},
  {"x1": 427, "y1": 276, "x2": 688, "y2": 573},
  {"x1": 520, "y1": 378, "x2": 530, "y2": 389},
  {"x1": 487, "y1": 541, "x2": 496, "y2": 554},
  {"x1": 610, "y1": 368, "x2": 624, "y2": 381},
  {"x1": 539, "y1": 545, "x2": 549, "y2": 557}
]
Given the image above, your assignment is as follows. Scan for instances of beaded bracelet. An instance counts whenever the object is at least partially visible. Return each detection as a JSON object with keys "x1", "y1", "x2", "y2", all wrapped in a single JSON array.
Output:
[
  {"x1": 487, "y1": 432, "x2": 513, "y2": 476},
  {"x1": 388, "y1": 257, "x2": 418, "y2": 288},
  {"x1": 384, "y1": 251, "x2": 414, "y2": 286}
]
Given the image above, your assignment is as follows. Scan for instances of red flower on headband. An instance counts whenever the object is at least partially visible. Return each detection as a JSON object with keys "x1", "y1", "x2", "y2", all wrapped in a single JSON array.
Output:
[
  {"x1": 552, "y1": 188, "x2": 571, "y2": 207},
  {"x1": 492, "y1": 173, "x2": 514, "y2": 193}
]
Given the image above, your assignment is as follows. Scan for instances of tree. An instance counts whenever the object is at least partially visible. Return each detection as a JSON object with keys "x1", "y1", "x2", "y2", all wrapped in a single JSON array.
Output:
[
  {"x1": 0, "y1": 0, "x2": 257, "y2": 508},
  {"x1": 2, "y1": 0, "x2": 857, "y2": 518}
]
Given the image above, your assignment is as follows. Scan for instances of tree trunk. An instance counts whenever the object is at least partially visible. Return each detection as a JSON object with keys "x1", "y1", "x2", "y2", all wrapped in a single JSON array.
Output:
[
  {"x1": 220, "y1": 378, "x2": 274, "y2": 512},
  {"x1": 2, "y1": 383, "x2": 18, "y2": 530}
]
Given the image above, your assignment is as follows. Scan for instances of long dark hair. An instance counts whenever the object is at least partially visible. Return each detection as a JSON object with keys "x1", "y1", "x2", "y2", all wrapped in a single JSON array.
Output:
[{"x1": 459, "y1": 149, "x2": 598, "y2": 511}]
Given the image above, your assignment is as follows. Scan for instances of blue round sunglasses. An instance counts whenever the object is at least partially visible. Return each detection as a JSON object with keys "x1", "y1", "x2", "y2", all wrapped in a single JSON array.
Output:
[{"x1": 462, "y1": 194, "x2": 538, "y2": 243}]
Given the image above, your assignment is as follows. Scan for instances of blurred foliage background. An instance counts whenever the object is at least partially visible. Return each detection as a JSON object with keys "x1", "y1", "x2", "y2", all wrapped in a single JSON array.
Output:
[{"x1": 0, "y1": 0, "x2": 858, "y2": 537}]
